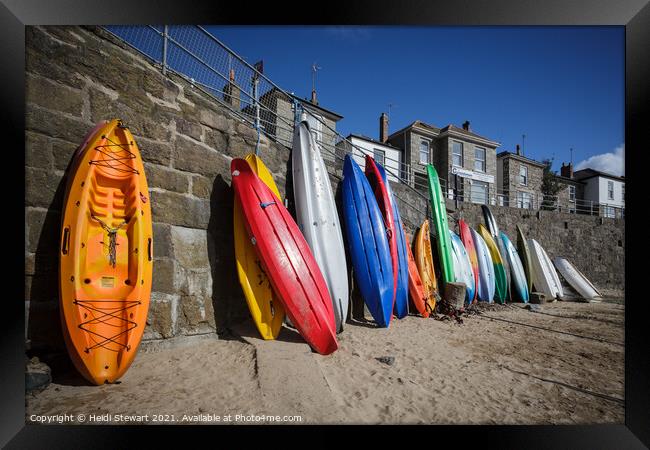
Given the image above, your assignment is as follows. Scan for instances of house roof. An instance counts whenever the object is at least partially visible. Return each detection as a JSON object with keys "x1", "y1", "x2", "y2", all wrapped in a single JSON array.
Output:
[
  {"x1": 573, "y1": 168, "x2": 625, "y2": 182},
  {"x1": 439, "y1": 124, "x2": 498, "y2": 145},
  {"x1": 496, "y1": 151, "x2": 548, "y2": 168},
  {"x1": 553, "y1": 174, "x2": 585, "y2": 185},
  {"x1": 388, "y1": 120, "x2": 498, "y2": 147},
  {"x1": 346, "y1": 133, "x2": 403, "y2": 151},
  {"x1": 388, "y1": 120, "x2": 440, "y2": 138},
  {"x1": 256, "y1": 87, "x2": 344, "y2": 121}
]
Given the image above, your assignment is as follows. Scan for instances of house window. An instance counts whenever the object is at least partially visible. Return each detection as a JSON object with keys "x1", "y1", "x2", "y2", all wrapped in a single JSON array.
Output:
[
  {"x1": 471, "y1": 180, "x2": 489, "y2": 205},
  {"x1": 517, "y1": 191, "x2": 532, "y2": 209},
  {"x1": 607, "y1": 181, "x2": 614, "y2": 200},
  {"x1": 519, "y1": 165, "x2": 528, "y2": 186},
  {"x1": 622, "y1": 184, "x2": 625, "y2": 202},
  {"x1": 569, "y1": 185, "x2": 576, "y2": 202},
  {"x1": 452, "y1": 141, "x2": 463, "y2": 167},
  {"x1": 474, "y1": 147, "x2": 486, "y2": 172},
  {"x1": 603, "y1": 205, "x2": 615, "y2": 218},
  {"x1": 419, "y1": 139, "x2": 430, "y2": 164},
  {"x1": 374, "y1": 148, "x2": 385, "y2": 167}
]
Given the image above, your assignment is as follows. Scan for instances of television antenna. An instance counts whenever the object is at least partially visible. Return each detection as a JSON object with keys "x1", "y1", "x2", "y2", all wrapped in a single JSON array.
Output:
[{"x1": 311, "y1": 62, "x2": 322, "y2": 93}]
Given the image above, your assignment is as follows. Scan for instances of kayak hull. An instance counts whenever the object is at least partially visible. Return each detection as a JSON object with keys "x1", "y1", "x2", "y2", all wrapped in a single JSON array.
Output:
[
  {"x1": 341, "y1": 155, "x2": 394, "y2": 327},
  {"x1": 292, "y1": 121, "x2": 349, "y2": 332}
]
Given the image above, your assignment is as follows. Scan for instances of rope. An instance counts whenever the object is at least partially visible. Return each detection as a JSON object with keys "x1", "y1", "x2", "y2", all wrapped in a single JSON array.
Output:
[
  {"x1": 74, "y1": 299, "x2": 141, "y2": 352},
  {"x1": 89, "y1": 135, "x2": 139, "y2": 174},
  {"x1": 91, "y1": 215, "x2": 128, "y2": 268}
]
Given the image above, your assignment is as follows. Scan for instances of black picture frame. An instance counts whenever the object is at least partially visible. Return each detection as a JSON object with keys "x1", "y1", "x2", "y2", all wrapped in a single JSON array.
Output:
[{"x1": 4, "y1": 0, "x2": 648, "y2": 447}]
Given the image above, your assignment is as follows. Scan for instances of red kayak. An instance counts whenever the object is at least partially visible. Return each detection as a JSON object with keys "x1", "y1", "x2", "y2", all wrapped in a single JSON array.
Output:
[
  {"x1": 459, "y1": 219, "x2": 480, "y2": 304},
  {"x1": 404, "y1": 228, "x2": 432, "y2": 318},
  {"x1": 364, "y1": 155, "x2": 398, "y2": 308},
  {"x1": 231, "y1": 158, "x2": 338, "y2": 355}
]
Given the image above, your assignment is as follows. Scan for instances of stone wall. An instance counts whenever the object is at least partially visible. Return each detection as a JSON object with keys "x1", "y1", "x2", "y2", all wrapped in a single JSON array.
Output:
[
  {"x1": 25, "y1": 25, "x2": 291, "y2": 351},
  {"x1": 25, "y1": 25, "x2": 625, "y2": 355}
]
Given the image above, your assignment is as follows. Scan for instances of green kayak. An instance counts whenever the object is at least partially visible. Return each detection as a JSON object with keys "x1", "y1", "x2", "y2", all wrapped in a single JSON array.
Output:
[{"x1": 425, "y1": 164, "x2": 455, "y2": 285}]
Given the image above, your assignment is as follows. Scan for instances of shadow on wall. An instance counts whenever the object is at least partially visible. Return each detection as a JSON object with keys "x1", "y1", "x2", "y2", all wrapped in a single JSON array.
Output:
[
  {"x1": 27, "y1": 155, "x2": 94, "y2": 385},
  {"x1": 207, "y1": 173, "x2": 243, "y2": 335}
]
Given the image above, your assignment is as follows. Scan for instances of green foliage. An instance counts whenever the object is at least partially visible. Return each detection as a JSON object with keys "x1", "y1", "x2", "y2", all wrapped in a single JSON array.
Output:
[{"x1": 541, "y1": 159, "x2": 562, "y2": 209}]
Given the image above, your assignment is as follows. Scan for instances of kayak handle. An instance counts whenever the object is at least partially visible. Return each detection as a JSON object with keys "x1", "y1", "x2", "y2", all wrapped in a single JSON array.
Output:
[
  {"x1": 62, "y1": 227, "x2": 70, "y2": 255},
  {"x1": 147, "y1": 237, "x2": 153, "y2": 261}
]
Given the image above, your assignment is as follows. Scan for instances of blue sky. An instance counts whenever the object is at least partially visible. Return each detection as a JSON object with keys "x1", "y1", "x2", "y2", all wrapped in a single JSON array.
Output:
[{"x1": 205, "y1": 26, "x2": 624, "y2": 175}]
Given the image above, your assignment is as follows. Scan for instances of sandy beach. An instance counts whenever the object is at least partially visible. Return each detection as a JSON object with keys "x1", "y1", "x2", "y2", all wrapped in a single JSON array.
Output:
[{"x1": 26, "y1": 299, "x2": 624, "y2": 425}]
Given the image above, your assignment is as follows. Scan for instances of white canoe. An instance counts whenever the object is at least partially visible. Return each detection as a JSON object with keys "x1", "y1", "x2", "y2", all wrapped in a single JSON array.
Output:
[
  {"x1": 552, "y1": 257, "x2": 602, "y2": 301},
  {"x1": 471, "y1": 227, "x2": 495, "y2": 303},
  {"x1": 528, "y1": 239, "x2": 564, "y2": 301},
  {"x1": 450, "y1": 231, "x2": 475, "y2": 303},
  {"x1": 292, "y1": 120, "x2": 349, "y2": 332}
]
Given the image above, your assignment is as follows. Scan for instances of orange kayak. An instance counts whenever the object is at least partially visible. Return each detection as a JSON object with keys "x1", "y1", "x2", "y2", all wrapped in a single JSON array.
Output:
[
  {"x1": 404, "y1": 228, "x2": 433, "y2": 318},
  {"x1": 414, "y1": 220, "x2": 438, "y2": 312},
  {"x1": 59, "y1": 119, "x2": 153, "y2": 385}
]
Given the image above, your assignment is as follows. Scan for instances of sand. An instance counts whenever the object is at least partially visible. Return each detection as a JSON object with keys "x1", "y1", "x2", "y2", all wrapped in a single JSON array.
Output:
[{"x1": 26, "y1": 299, "x2": 624, "y2": 425}]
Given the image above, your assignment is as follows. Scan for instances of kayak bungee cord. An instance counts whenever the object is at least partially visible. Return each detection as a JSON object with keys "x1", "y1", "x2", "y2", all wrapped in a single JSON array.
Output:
[
  {"x1": 89, "y1": 135, "x2": 139, "y2": 174},
  {"x1": 73, "y1": 299, "x2": 142, "y2": 352}
]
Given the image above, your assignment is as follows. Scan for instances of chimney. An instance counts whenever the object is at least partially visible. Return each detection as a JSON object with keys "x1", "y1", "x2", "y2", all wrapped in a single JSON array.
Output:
[
  {"x1": 379, "y1": 113, "x2": 389, "y2": 143},
  {"x1": 462, "y1": 120, "x2": 470, "y2": 131},
  {"x1": 516, "y1": 144, "x2": 521, "y2": 156},
  {"x1": 310, "y1": 89, "x2": 319, "y2": 106},
  {"x1": 223, "y1": 70, "x2": 241, "y2": 109},
  {"x1": 560, "y1": 162, "x2": 573, "y2": 179}
]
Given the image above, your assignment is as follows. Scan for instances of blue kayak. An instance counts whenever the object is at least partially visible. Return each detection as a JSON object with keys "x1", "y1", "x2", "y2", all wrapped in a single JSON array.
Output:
[
  {"x1": 374, "y1": 161, "x2": 409, "y2": 319},
  {"x1": 342, "y1": 155, "x2": 394, "y2": 327},
  {"x1": 500, "y1": 231, "x2": 530, "y2": 303}
]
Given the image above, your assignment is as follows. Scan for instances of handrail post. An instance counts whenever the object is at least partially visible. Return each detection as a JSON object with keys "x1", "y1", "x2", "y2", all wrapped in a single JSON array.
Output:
[{"x1": 162, "y1": 25, "x2": 168, "y2": 76}]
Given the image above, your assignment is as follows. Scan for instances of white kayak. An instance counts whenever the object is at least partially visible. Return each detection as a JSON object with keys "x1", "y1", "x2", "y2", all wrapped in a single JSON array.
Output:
[
  {"x1": 449, "y1": 230, "x2": 475, "y2": 303},
  {"x1": 552, "y1": 257, "x2": 602, "y2": 301},
  {"x1": 471, "y1": 227, "x2": 495, "y2": 303},
  {"x1": 292, "y1": 120, "x2": 349, "y2": 332},
  {"x1": 528, "y1": 239, "x2": 564, "y2": 301}
]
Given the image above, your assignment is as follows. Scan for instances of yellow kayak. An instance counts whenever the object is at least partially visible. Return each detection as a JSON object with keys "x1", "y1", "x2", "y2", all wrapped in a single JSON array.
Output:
[
  {"x1": 414, "y1": 220, "x2": 438, "y2": 311},
  {"x1": 233, "y1": 154, "x2": 286, "y2": 339}
]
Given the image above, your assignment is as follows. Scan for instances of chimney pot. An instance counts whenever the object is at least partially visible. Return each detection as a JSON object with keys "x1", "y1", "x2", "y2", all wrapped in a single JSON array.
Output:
[
  {"x1": 560, "y1": 162, "x2": 574, "y2": 179},
  {"x1": 310, "y1": 89, "x2": 318, "y2": 105},
  {"x1": 516, "y1": 144, "x2": 521, "y2": 155},
  {"x1": 462, "y1": 120, "x2": 470, "y2": 131},
  {"x1": 379, "y1": 113, "x2": 389, "y2": 143}
]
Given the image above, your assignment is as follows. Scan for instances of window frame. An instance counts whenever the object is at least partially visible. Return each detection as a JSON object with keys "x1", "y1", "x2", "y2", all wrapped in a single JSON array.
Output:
[
  {"x1": 452, "y1": 140, "x2": 464, "y2": 167},
  {"x1": 569, "y1": 185, "x2": 576, "y2": 202},
  {"x1": 373, "y1": 147, "x2": 386, "y2": 167},
  {"x1": 607, "y1": 180, "x2": 614, "y2": 200},
  {"x1": 519, "y1": 165, "x2": 528, "y2": 186},
  {"x1": 517, "y1": 191, "x2": 532, "y2": 209},
  {"x1": 470, "y1": 180, "x2": 489, "y2": 205},
  {"x1": 419, "y1": 139, "x2": 430, "y2": 164},
  {"x1": 474, "y1": 146, "x2": 486, "y2": 173}
]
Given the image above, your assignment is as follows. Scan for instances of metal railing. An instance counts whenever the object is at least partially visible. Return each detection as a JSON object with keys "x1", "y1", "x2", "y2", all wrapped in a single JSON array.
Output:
[{"x1": 102, "y1": 25, "x2": 624, "y2": 223}]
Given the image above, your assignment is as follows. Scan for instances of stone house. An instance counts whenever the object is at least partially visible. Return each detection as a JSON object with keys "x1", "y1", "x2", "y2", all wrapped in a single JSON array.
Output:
[
  {"x1": 554, "y1": 162, "x2": 586, "y2": 214},
  {"x1": 240, "y1": 87, "x2": 343, "y2": 164},
  {"x1": 496, "y1": 145, "x2": 545, "y2": 209},
  {"x1": 386, "y1": 119, "x2": 499, "y2": 205}
]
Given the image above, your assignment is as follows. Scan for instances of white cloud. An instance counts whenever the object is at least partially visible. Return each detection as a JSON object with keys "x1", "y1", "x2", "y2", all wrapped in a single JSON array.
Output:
[{"x1": 575, "y1": 143, "x2": 624, "y2": 176}]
